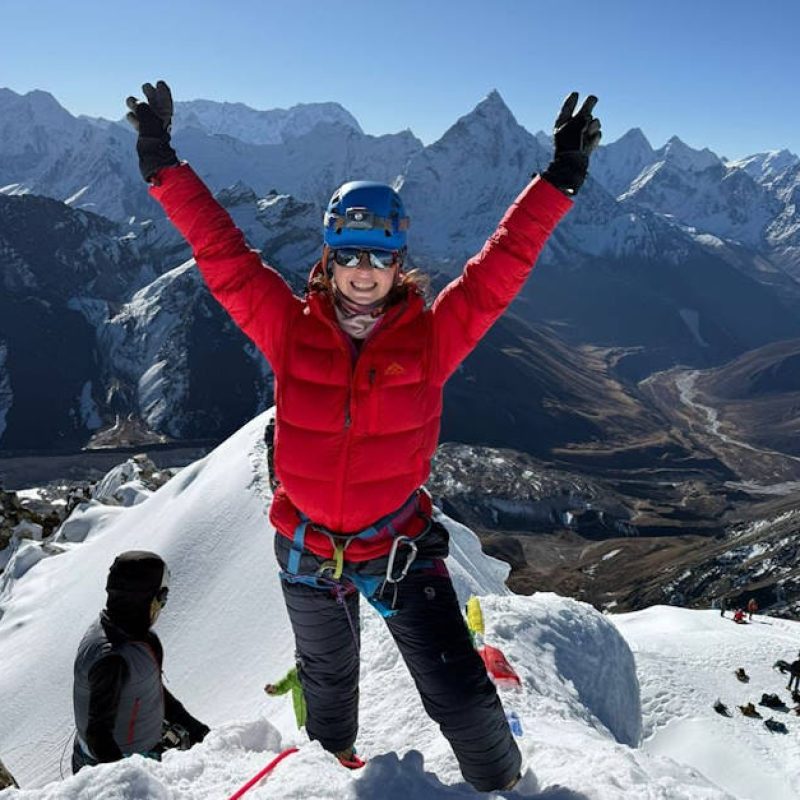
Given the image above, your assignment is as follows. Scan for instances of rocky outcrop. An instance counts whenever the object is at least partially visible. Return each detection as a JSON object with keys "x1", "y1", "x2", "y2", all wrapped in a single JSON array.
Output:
[
  {"x1": 0, "y1": 757, "x2": 17, "y2": 789},
  {"x1": 0, "y1": 489, "x2": 61, "y2": 558}
]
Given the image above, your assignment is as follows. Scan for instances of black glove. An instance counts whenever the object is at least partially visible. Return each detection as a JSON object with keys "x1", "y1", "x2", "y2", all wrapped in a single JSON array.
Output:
[
  {"x1": 163, "y1": 688, "x2": 210, "y2": 746},
  {"x1": 185, "y1": 718, "x2": 211, "y2": 745},
  {"x1": 541, "y1": 92, "x2": 602, "y2": 196},
  {"x1": 125, "y1": 80, "x2": 179, "y2": 182}
]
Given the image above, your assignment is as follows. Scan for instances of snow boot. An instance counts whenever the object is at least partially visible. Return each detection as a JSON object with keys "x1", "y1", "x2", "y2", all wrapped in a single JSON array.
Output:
[
  {"x1": 335, "y1": 748, "x2": 366, "y2": 770},
  {"x1": 734, "y1": 667, "x2": 749, "y2": 683},
  {"x1": 502, "y1": 771, "x2": 523, "y2": 790}
]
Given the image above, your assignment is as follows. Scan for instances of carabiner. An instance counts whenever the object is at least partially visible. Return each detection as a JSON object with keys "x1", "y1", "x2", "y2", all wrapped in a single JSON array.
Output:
[{"x1": 385, "y1": 536, "x2": 418, "y2": 584}]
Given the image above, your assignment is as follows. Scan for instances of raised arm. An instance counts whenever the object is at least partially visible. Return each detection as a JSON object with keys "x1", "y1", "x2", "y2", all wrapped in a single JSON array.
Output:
[
  {"x1": 126, "y1": 81, "x2": 300, "y2": 370},
  {"x1": 431, "y1": 92, "x2": 601, "y2": 382}
]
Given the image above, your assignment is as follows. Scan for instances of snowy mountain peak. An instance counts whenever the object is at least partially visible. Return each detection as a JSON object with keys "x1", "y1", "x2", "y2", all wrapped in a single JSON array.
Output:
[
  {"x1": 424, "y1": 88, "x2": 527, "y2": 158},
  {"x1": 470, "y1": 89, "x2": 518, "y2": 126},
  {"x1": 0, "y1": 86, "x2": 74, "y2": 127},
  {"x1": 728, "y1": 149, "x2": 800, "y2": 184},
  {"x1": 617, "y1": 127, "x2": 653, "y2": 151},
  {"x1": 658, "y1": 135, "x2": 721, "y2": 172},
  {"x1": 173, "y1": 98, "x2": 362, "y2": 145},
  {"x1": 215, "y1": 181, "x2": 259, "y2": 208},
  {"x1": 534, "y1": 130, "x2": 551, "y2": 149},
  {"x1": 589, "y1": 127, "x2": 656, "y2": 198}
]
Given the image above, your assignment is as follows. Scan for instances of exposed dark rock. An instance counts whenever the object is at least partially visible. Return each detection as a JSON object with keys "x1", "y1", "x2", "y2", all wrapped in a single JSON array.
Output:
[{"x1": 0, "y1": 757, "x2": 17, "y2": 789}]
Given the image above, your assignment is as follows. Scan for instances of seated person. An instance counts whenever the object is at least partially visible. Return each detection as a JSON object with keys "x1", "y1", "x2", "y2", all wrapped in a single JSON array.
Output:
[{"x1": 72, "y1": 551, "x2": 209, "y2": 772}]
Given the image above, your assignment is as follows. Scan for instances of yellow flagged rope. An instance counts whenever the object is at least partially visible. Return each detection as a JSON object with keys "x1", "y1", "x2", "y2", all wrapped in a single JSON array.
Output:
[{"x1": 466, "y1": 595, "x2": 485, "y2": 637}]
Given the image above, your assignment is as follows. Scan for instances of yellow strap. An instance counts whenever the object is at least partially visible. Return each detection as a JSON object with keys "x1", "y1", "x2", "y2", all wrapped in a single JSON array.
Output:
[
  {"x1": 317, "y1": 539, "x2": 346, "y2": 581},
  {"x1": 332, "y1": 541, "x2": 344, "y2": 580}
]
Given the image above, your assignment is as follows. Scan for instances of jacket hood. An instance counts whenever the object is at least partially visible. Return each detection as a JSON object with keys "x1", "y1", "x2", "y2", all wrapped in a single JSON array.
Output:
[{"x1": 104, "y1": 551, "x2": 166, "y2": 637}]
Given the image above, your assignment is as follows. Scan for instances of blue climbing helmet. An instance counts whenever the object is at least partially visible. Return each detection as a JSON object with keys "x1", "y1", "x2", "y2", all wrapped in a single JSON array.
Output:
[{"x1": 323, "y1": 181, "x2": 409, "y2": 252}]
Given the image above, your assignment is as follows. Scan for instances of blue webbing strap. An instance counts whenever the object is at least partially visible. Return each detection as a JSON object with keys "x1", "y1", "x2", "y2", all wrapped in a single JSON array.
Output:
[{"x1": 287, "y1": 518, "x2": 309, "y2": 576}]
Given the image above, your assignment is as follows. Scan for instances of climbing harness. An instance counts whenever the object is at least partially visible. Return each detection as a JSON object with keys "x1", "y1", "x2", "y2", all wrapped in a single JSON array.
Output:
[{"x1": 281, "y1": 490, "x2": 434, "y2": 621}]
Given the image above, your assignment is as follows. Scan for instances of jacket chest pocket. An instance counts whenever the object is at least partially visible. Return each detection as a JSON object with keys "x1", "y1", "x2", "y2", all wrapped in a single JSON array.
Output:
[{"x1": 357, "y1": 358, "x2": 425, "y2": 436}]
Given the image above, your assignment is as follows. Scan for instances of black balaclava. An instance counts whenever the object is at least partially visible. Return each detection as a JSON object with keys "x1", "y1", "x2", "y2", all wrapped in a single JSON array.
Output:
[{"x1": 104, "y1": 550, "x2": 166, "y2": 637}]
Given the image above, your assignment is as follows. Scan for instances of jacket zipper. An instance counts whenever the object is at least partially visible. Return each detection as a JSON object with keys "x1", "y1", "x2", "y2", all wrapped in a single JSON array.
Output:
[
  {"x1": 125, "y1": 642, "x2": 163, "y2": 750},
  {"x1": 126, "y1": 698, "x2": 141, "y2": 746},
  {"x1": 317, "y1": 297, "x2": 406, "y2": 529}
]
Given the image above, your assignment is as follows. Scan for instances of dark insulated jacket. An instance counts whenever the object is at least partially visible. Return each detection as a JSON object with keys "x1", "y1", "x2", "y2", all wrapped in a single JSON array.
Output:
[{"x1": 73, "y1": 616, "x2": 164, "y2": 758}]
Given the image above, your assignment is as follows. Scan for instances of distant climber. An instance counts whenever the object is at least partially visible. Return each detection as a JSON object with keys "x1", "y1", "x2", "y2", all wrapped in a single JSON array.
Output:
[
  {"x1": 71, "y1": 551, "x2": 209, "y2": 772},
  {"x1": 787, "y1": 652, "x2": 800, "y2": 692},
  {"x1": 747, "y1": 598, "x2": 758, "y2": 620},
  {"x1": 265, "y1": 667, "x2": 307, "y2": 729},
  {"x1": 733, "y1": 608, "x2": 746, "y2": 624}
]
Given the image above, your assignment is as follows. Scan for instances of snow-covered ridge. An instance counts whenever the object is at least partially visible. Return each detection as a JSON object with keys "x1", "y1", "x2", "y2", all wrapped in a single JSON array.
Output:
[
  {"x1": 728, "y1": 150, "x2": 800, "y2": 185},
  {"x1": 0, "y1": 410, "x2": 781, "y2": 798},
  {"x1": 174, "y1": 98, "x2": 363, "y2": 144}
]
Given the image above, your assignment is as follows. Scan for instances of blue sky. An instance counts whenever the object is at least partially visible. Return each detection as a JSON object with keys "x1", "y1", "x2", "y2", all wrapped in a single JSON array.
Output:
[{"x1": 2, "y1": 0, "x2": 798, "y2": 160}]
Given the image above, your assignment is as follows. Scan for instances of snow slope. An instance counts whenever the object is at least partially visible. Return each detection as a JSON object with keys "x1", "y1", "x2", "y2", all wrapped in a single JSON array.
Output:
[
  {"x1": 1, "y1": 410, "x2": 795, "y2": 798},
  {"x1": 614, "y1": 607, "x2": 800, "y2": 800}
]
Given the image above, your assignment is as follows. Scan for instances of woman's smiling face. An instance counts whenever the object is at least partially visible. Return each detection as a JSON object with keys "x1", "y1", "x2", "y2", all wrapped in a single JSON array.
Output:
[{"x1": 331, "y1": 252, "x2": 399, "y2": 306}]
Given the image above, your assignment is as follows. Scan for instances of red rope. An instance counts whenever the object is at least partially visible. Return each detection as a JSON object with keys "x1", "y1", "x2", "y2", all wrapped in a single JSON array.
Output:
[{"x1": 226, "y1": 747, "x2": 299, "y2": 800}]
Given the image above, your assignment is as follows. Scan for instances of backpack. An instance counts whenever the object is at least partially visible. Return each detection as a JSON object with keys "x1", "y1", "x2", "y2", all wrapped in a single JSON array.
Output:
[
  {"x1": 764, "y1": 718, "x2": 788, "y2": 734},
  {"x1": 739, "y1": 703, "x2": 761, "y2": 718},
  {"x1": 734, "y1": 668, "x2": 749, "y2": 683},
  {"x1": 760, "y1": 693, "x2": 785, "y2": 709},
  {"x1": 713, "y1": 699, "x2": 731, "y2": 717}
]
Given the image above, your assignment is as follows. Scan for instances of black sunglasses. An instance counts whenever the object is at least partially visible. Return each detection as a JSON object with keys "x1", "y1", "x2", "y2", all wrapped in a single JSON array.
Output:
[{"x1": 332, "y1": 248, "x2": 400, "y2": 270}]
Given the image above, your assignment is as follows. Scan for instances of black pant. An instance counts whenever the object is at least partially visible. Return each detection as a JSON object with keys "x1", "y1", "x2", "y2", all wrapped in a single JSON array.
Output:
[
  {"x1": 276, "y1": 528, "x2": 521, "y2": 792},
  {"x1": 71, "y1": 738, "x2": 98, "y2": 774}
]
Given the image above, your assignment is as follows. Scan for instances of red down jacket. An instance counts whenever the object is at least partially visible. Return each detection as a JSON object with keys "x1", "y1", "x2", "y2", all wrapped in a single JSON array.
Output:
[{"x1": 150, "y1": 164, "x2": 571, "y2": 560}]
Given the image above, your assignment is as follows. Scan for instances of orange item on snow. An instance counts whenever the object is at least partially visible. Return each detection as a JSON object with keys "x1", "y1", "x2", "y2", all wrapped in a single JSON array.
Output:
[{"x1": 479, "y1": 644, "x2": 522, "y2": 689}]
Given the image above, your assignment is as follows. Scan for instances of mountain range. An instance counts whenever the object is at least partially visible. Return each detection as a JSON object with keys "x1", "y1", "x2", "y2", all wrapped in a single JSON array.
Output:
[{"x1": 1, "y1": 85, "x2": 799, "y2": 460}]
